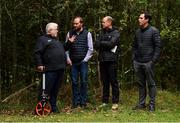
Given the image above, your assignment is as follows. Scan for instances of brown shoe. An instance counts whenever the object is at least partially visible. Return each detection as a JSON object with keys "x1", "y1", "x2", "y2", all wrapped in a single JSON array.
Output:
[{"x1": 112, "y1": 104, "x2": 118, "y2": 110}]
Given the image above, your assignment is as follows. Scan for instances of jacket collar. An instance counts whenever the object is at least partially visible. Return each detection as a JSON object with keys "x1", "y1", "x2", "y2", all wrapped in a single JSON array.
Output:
[
  {"x1": 140, "y1": 25, "x2": 151, "y2": 32},
  {"x1": 103, "y1": 26, "x2": 117, "y2": 33},
  {"x1": 45, "y1": 34, "x2": 57, "y2": 39}
]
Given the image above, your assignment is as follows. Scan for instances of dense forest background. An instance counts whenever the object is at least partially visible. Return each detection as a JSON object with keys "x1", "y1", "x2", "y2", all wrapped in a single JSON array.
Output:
[{"x1": 0, "y1": 0, "x2": 179, "y2": 102}]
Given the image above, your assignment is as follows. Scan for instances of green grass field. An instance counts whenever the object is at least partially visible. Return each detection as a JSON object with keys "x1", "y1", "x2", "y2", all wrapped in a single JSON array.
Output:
[{"x1": 0, "y1": 89, "x2": 179, "y2": 122}]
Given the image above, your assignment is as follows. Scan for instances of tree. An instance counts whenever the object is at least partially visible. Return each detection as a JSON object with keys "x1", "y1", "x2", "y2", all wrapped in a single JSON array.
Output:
[
  {"x1": 1, "y1": 0, "x2": 180, "y2": 102},
  {"x1": 0, "y1": 0, "x2": 2, "y2": 101}
]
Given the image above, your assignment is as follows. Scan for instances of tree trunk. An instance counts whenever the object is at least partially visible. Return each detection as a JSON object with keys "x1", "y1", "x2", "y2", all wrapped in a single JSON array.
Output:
[
  {"x1": 0, "y1": 0, "x2": 2, "y2": 101},
  {"x1": 97, "y1": 17, "x2": 102, "y2": 87},
  {"x1": 166, "y1": 0, "x2": 171, "y2": 26},
  {"x1": 176, "y1": 39, "x2": 180, "y2": 91},
  {"x1": 11, "y1": 0, "x2": 17, "y2": 92},
  {"x1": 156, "y1": 0, "x2": 161, "y2": 30}
]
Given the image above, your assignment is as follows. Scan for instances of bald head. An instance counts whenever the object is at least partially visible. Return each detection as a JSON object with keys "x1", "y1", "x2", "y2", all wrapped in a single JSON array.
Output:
[
  {"x1": 102, "y1": 16, "x2": 113, "y2": 29},
  {"x1": 104, "y1": 16, "x2": 113, "y2": 23}
]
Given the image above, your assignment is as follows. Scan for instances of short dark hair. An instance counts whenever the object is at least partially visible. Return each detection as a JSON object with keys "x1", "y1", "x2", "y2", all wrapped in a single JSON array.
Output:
[
  {"x1": 74, "y1": 16, "x2": 84, "y2": 24},
  {"x1": 141, "y1": 11, "x2": 152, "y2": 23}
]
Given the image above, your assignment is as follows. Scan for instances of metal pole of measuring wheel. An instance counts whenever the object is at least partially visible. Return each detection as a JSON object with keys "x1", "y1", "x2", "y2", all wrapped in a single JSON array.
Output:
[
  {"x1": 35, "y1": 71, "x2": 51, "y2": 116},
  {"x1": 42, "y1": 73, "x2": 45, "y2": 94}
]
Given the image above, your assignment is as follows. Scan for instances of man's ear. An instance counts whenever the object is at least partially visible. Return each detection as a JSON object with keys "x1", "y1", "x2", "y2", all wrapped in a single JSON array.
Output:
[{"x1": 146, "y1": 18, "x2": 149, "y2": 22}]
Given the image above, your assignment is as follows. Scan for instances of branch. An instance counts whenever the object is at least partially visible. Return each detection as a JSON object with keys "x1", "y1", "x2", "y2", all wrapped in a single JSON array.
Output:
[
  {"x1": 4, "y1": 3, "x2": 13, "y2": 24},
  {"x1": 15, "y1": 0, "x2": 27, "y2": 9},
  {"x1": 2, "y1": 82, "x2": 38, "y2": 103},
  {"x1": 121, "y1": 46, "x2": 132, "y2": 57}
]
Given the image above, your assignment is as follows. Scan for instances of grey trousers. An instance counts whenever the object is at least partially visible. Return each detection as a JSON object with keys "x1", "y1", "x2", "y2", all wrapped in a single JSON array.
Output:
[{"x1": 133, "y1": 61, "x2": 156, "y2": 106}]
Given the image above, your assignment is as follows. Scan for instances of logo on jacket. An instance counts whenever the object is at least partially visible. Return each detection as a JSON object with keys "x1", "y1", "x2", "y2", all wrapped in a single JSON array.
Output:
[{"x1": 48, "y1": 39, "x2": 52, "y2": 42}]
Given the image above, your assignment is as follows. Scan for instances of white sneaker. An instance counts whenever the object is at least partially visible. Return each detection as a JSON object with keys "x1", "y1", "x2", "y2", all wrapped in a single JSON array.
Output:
[
  {"x1": 112, "y1": 104, "x2": 118, "y2": 110},
  {"x1": 99, "y1": 103, "x2": 107, "y2": 108}
]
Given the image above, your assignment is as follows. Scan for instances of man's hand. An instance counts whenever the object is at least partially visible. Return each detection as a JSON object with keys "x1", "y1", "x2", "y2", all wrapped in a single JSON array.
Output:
[
  {"x1": 67, "y1": 59, "x2": 72, "y2": 66},
  {"x1": 68, "y1": 35, "x2": 76, "y2": 43},
  {"x1": 37, "y1": 66, "x2": 45, "y2": 72}
]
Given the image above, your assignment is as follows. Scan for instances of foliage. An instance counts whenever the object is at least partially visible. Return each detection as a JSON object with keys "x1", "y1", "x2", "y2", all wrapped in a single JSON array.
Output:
[
  {"x1": 157, "y1": 26, "x2": 180, "y2": 90},
  {"x1": 0, "y1": 0, "x2": 180, "y2": 100}
]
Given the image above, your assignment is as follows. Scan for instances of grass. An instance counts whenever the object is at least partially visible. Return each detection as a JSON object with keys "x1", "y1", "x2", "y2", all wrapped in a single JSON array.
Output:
[{"x1": 0, "y1": 89, "x2": 180, "y2": 122}]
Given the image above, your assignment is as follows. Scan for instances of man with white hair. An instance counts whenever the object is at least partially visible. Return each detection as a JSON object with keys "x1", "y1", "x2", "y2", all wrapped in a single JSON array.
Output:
[{"x1": 34, "y1": 22, "x2": 71, "y2": 113}]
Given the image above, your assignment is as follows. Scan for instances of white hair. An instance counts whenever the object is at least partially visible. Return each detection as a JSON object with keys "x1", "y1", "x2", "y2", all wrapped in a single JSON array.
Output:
[{"x1": 46, "y1": 22, "x2": 58, "y2": 33}]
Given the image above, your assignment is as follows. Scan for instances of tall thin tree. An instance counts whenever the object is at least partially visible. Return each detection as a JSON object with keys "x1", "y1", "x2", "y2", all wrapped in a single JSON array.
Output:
[{"x1": 0, "y1": 0, "x2": 2, "y2": 101}]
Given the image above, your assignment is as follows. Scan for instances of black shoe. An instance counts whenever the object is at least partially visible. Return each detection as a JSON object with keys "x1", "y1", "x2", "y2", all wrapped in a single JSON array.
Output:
[
  {"x1": 80, "y1": 103, "x2": 87, "y2": 108},
  {"x1": 132, "y1": 104, "x2": 146, "y2": 110},
  {"x1": 52, "y1": 109, "x2": 60, "y2": 114},
  {"x1": 71, "y1": 104, "x2": 78, "y2": 109},
  {"x1": 149, "y1": 105, "x2": 155, "y2": 112}
]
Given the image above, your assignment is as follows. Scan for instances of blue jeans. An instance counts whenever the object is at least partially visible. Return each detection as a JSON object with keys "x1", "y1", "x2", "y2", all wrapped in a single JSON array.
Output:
[{"x1": 71, "y1": 62, "x2": 88, "y2": 107}]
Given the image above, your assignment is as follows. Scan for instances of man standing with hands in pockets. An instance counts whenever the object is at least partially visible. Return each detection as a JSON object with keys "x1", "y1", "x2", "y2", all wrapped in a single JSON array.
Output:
[
  {"x1": 65, "y1": 16, "x2": 93, "y2": 109},
  {"x1": 132, "y1": 11, "x2": 161, "y2": 112}
]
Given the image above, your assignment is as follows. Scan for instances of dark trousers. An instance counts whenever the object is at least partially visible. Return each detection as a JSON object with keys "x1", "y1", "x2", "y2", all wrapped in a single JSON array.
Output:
[
  {"x1": 71, "y1": 62, "x2": 88, "y2": 106},
  {"x1": 100, "y1": 61, "x2": 119, "y2": 104},
  {"x1": 133, "y1": 61, "x2": 156, "y2": 106},
  {"x1": 38, "y1": 69, "x2": 64, "y2": 112}
]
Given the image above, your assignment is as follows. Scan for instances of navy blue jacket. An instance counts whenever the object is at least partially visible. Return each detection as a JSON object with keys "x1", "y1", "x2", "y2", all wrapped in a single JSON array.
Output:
[
  {"x1": 95, "y1": 26, "x2": 120, "y2": 62},
  {"x1": 68, "y1": 29, "x2": 88, "y2": 64},
  {"x1": 34, "y1": 34, "x2": 68, "y2": 71},
  {"x1": 133, "y1": 25, "x2": 161, "y2": 63}
]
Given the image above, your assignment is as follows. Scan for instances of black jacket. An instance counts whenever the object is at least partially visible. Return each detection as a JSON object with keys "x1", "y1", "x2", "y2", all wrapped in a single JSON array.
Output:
[
  {"x1": 34, "y1": 34, "x2": 68, "y2": 71},
  {"x1": 95, "y1": 27, "x2": 120, "y2": 62},
  {"x1": 132, "y1": 25, "x2": 161, "y2": 63}
]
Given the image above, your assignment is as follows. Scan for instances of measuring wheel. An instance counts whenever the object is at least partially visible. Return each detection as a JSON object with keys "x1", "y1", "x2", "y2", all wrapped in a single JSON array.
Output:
[{"x1": 35, "y1": 101, "x2": 51, "y2": 116}]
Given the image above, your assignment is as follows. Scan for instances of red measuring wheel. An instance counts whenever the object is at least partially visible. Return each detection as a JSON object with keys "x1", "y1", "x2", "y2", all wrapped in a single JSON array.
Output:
[{"x1": 35, "y1": 101, "x2": 51, "y2": 116}]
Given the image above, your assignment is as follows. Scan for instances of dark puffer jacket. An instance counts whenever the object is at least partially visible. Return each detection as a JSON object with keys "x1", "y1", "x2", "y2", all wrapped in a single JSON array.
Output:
[
  {"x1": 133, "y1": 25, "x2": 161, "y2": 63},
  {"x1": 68, "y1": 29, "x2": 88, "y2": 64},
  {"x1": 95, "y1": 27, "x2": 120, "y2": 62},
  {"x1": 34, "y1": 34, "x2": 67, "y2": 71}
]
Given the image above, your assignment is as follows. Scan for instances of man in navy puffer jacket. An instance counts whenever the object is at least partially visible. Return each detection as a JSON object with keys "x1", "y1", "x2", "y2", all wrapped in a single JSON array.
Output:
[
  {"x1": 132, "y1": 11, "x2": 161, "y2": 112},
  {"x1": 95, "y1": 16, "x2": 120, "y2": 110}
]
